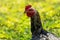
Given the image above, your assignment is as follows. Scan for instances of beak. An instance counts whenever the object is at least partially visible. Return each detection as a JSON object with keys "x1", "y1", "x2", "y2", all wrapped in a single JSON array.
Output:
[
  {"x1": 24, "y1": 11, "x2": 25, "y2": 13},
  {"x1": 24, "y1": 10, "x2": 26, "y2": 13}
]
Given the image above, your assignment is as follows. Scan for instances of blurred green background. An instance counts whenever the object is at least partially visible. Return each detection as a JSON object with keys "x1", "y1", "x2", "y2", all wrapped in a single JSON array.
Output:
[{"x1": 0, "y1": 0, "x2": 60, "y2": 40}]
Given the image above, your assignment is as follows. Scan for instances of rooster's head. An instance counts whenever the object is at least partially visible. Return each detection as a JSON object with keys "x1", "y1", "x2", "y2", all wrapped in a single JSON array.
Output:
[{"x1": 24, "y1": 5, "x2": 35, "y2": 17}]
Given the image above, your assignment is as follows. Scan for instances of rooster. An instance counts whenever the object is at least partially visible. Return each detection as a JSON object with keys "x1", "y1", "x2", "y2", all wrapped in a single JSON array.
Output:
[{"x1": 24, "y1": 5, "x2": 60, "y2": 40}]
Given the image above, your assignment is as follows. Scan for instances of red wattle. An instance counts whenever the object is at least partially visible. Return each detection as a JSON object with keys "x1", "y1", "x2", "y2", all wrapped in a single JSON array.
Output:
[{"x1": 26, "y1": 11, "x2": 35, "y2": 17}]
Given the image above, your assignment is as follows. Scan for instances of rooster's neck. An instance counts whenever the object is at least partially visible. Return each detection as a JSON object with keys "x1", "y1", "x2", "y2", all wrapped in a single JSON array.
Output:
[{"x1": 31, "y1": 11, "x2": 43, "y2": 35}]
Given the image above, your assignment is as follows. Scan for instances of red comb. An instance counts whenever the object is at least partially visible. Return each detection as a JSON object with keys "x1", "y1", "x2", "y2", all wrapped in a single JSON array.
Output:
[{"x1": 25, "y1": 5, "x2": 32, "y2": 11}]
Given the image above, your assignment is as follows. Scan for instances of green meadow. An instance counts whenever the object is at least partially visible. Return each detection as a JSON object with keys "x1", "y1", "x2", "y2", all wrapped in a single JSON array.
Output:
[{"x1": 0, "y1": 0, "x2": 60, "y2": 40}]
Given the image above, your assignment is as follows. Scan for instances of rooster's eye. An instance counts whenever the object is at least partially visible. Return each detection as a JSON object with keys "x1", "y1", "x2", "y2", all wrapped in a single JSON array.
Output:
[{"x1": 29, "y1": 9, "x2": 33, "y2": 11}]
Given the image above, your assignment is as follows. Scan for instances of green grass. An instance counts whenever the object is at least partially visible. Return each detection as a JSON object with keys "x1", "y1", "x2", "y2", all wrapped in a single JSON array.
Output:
[{"x1": 0, "y1": 0, "x2": 60, "y2": 40}]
